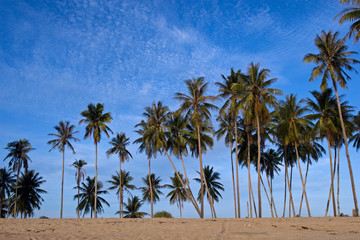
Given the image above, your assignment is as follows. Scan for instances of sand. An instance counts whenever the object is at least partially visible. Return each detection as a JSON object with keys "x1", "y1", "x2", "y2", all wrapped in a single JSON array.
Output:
[{"x1": 1, "y1": 217, "x2": 359, "y2": 239}]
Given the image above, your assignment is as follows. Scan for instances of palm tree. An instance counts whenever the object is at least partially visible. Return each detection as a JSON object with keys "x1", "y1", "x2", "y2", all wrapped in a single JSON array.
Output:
[
  {"x1": 79, "y1": 103, "x2": 113, "y2": 218},
  {"x1": 165, "y1": 172, "x2": 187, "y2": 218},
  {"x1": 307, "y1": 89, "x2": 340, "y2": 216},
  {"x1": 240, "y1": 62, "x2": 281, "y2": 218},
  {"x1": 140, "y1": 173, "x2": 164, "y2": 214},
  {"x1": 123, "y1": 196, "x2": 148, "y2": 218},
  {"x1": 215, "y1": 109, "x2": 237, "y2": 218},
  {"x1": 0, "y1": 167, "x2": 15, "y2": 217},
  {"x1": 74, "y1": 176, "x2": 109, "y2": 218},
  {"x1": 71, "y1": 159, "x2": 87, "y2": 218},
  {"x1": 4, "y1": 139, "x2": 34, "y2": 218},
  {"x1": 194, "y1": 166, "x2": 224, "y2": 218},
  {"x1": 336, "y1": 0, "x2": 360, "y2": 42},
  {"x1": 9, "y1": 169, "x2": 46, "y2": 218},
  {"x1": 48, "y1": 121, "x2": 79, "y2": 218},
  {"x1": 216, "y1": 68, "x2": 243, "y2": 218},
  {"x1": 276, "y1": 94, "x2": 312, "y2": 217},
  {"x1": 107, "y1": 170, "x2": 136, "y2": 217},
  {"x1": 106, "y1": 132, "x2": 133, "y2": 218},
  {"x1": 350, "y1": 111, "x2": 360, "y2": 150},
  {"x1": 304, "y1": 30, "x2": 360, "y2": 216}
]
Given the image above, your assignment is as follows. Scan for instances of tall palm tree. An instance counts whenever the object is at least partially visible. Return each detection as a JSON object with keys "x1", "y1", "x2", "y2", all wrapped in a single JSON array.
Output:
[
  {"x1": 9, "y1": 169, "x2": 46, "y2": 218},
  {"x1": 175, "y1": 78, "x2": 218, "y2": 218},
  {"x1": 4, "y1": 139, "x2": 34, "y2": 218},
  {"x1": 306, "y1": 89, "x2": 339, "y2": 216},
  {"x1": 350, "y1": 111, "x2": 360, "y2": 150},
  {"x1": 216, "y1": 68, "x2": 243, "y2": 218},
  {"x1": 107, "y1": 170, "x2": 136, "y2": 217},
  {"x1": 106, "y1": 132, "x2": 132, "y2": 218},
  {"x1": 240, "y1": 62, "x2": 281, "y2": 218},
  {"x1": 304, "y1": 30, "x2": 360, "y2": 216},
  {"x1": 336, "y1": 0, "x2": 360, "y2": 42},
  {"x1": 165, "y1": 172, "x2": 187, "y2": 218},
  {"x1": 71, "y1": 159, "x2": 87, "y2": 218},
  {"x1": 48, "y1": 121, "x2": 79, "y2": 218},
  {"x1": 276, "y1": 94, "x2": 312, "y2": 217},
  {"x1": 79, "y1": 103, "x2": 113, "y2": 218},
  {"x1": 215, "y1": 109, "x2": 237, "y2": 218},
  {"x1": 141, "y1": 173, "x2": 164, "y2": 216},
  {"x1": 0, "y1": 167, "x2": 15, "y2": 217},
  {"x1": 194, "y1": 166, "x2": 224, "y2": 218},
  {"x1": 123, "y1": 196, "x2": 148, "y2": 218},
  {"x1": 74, "y1": 176, "x2": 109, "y2": 218}
]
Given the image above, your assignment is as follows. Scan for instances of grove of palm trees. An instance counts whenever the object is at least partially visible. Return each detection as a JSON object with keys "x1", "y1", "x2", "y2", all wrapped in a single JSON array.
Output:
[{"x1": 1, "y1": 0, "x2": 360, "y2": 225}]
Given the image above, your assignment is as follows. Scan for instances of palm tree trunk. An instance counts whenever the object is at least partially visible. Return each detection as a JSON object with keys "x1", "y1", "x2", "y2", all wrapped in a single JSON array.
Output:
[
  {"x1": 333, "y1": 146, "x2": 337, "y2": 216},
  {"x1": 283, "y1": 161, "x2": 287, "y2": 218},
  {"x1": 77, "y1": 182, "x2": 80, "y2": 219},
  {"x1": 251, "y1": 186, "x2": 258, "y2": 218},
  {"x1": 260, "y1": 175, "x2": 274, "y2": 218},
  {"x1": 299, "y1": 155, "x2": 310, "y2": 215},
  {"x1": 119, "y1": 157, "x2": 122, "y2": 218},
  {"x1": 163, "y1": 149, "x2": 201, "y2": 216},
  {"x1": 179, "y1": 198, "x2": 182, "y2": 218},
  {"x1": 324, "y1": 138, "x2": 336, "y2": 217},
  {"x1": 247, "y1": 132, "x2": 253, "y2": 218},
  {"x1": 230, "y1": 142, "x2": 237, "y2": 218},
  {"x1": 284, "y1": 151, "x2": 296, "y2": 217},
  {"x1": 295, "y1": 143, "x2": 311, "y2": 217},
  {"x1": 60, "y1": 149, "x2": 65, "y2": 219},
  {"x1": 14, "y1": 166, "x2": 20, "y2": 218},
  {"x1": 255, "y1": 108, "x2": 262, "y2": 218},
  {"x1": 289, "y1": 166, "x2": 292, "y2": 217},
  {"x1": 180, "y1": 153, "x2": 190, "y2": 189},
  {"x1": 212, "y1": 198, "x2": 217, "y2": 218},
  {"x1": 148, "y1": 157, "x2": 153, "y2": 218},
  {"x1": 234, "y1": 118, "x2": 241, "y2": 218},
  {"x1": 337, "y1": 144, "x2": 341, "y2": 216},
  {"x1": 264, "y1": 166, "x2": 278, "y2": 217},
  {"x1": 332, "y1": 81, "x2": 359, "y2": 216},
  {"x1": 94, "y1": 142, "x2": 98, "y2": 218}
]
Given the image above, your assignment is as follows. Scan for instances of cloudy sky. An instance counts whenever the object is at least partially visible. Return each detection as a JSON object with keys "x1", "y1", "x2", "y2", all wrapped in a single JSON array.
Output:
[{"x1": 1, "y1": 0, "x2": 360, "y2": 218}]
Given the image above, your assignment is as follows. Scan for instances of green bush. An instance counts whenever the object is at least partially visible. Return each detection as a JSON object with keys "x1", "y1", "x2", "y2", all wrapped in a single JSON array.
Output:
[{"x1": 154, "y1": 211, "x2": 173, "y2": 218}]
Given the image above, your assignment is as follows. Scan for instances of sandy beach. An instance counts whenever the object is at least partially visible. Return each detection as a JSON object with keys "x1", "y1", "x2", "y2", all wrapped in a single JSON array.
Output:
[{"x1": 1, "y1": 217, "x2": 359, "y2": 240}]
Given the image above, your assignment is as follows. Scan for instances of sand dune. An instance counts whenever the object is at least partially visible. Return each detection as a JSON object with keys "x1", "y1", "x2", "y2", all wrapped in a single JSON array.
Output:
[{"x1": 1, "y1": 217, "x2": 359, "y2": 239}]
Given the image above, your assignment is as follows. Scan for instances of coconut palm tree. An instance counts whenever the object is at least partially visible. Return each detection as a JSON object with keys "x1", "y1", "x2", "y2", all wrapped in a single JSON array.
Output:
[
  {"x1": 123, "y1": 196, "x2": 148, "y2": 218},
  {"x1": 175, "y1": 77, "x2": 218, "y2": 218},
  {"x1": 165, "y1": 172, "x2": 187, "y2": 218},
  {"x1": 194, "y1": 166, "x2": 224, "y2": 218},
  {"x1": 304, "y1": 30, "x2": 360, "y2": 215},
  {"x1": 336, "y1": 0, "x2": 360, "y2": 42},
  {"x1": 48, "y1": 121, "x2": 79, "y2": 218},
  {"x1": 106, "y1": 132, "x2": 133, "y2": 218},
  {"x1": 215, "y1": 109, "x2": 237, "y2": 218},
  {"x1": 9, "y1": 169, "x2": 46, "y2": 218},
  {"x1": 71, "y1": 159, "x2": 87, "y2": 218},
  {"x1": 241, "y1": 62, "x2": 282, "y2": 218},
  {"x1": 79, "y1": 103, "x2": 113, "y2": 218},
  {"x1": 276, "y1": 94, "x2": 312, "y2": 217},
  {"x1": 0, "y1": 167, "x2": 15, "y2": 217},
  {"x1": 4, "y1": 139, "x2": 34, "y2": 218},
  {"x1": 350, "y1": 111, "x2": 360, "y2": 150},
  {"x1": 306, "y1": 89, "x2": 340, "y2": 216},
  {"x1": 140, "y1": 173, "x2": 164, "y2": 213},
  {"x1": 74, "y1": 176, "x2": 109, "y2": 218},
  {"x1": 216, "y1": 68, "x2": 244, "y2": 218},
  {"x1": 107, "y1": 170, "x2": 136, "y2": 217}
]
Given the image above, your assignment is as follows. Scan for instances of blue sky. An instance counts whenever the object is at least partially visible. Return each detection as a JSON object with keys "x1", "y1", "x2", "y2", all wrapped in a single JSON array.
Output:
[{"x1": 1, "y1": 0, "x2": 360, "y2": 218}]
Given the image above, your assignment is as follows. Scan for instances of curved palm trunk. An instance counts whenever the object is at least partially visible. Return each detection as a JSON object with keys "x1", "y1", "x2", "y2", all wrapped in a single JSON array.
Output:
[
  {"x1": 230, "y1": 142, "x2": 237, "y2": 218},
  {"x1": 264, "y1": 164, "x2": 278, "y2": 217},
  {"x1": 299, "y1": 155, "x2": 310, "y2": 215},
  {"x1": 60, "y1": 150, "x2": 65, "y2": 219},
  {"x1": 260, "y1": 175, "x2": 274, "y2": 217},
  {"x1": 247, "y1": 132, "x2": 253, "y2": 218},
  {"x1": 325, "y1": 138, "x2": 336, "y2": 217},
  {"x1": 119, "y1": 157, "x2": 122, "y2": 218},
  {"x1": 148, "y1": 157, "x2": 153, "y2": 218},
  {"x1": 14, "y1": 166, "x2": 20, "y2": 218},
  {"x1": 163, "y1": 149, "x2": 201, "y2": 216},
  {"x1": 333, "y1": 81, "x2": 359, "y2": 216},
  {"x1": 180, "y1": 153, "x2": 190, "y2": 189},
  {"x1": 255, "y1": 107, "x2": 262, "y2": 218},
  {"x1": 234, "y1": 119, "x2": 241, "y2": 218},
  {"x1": 94, "y1": 142, "x2": 98, "y2": 218},
  {"x1": 337, "y1": 144, "x2": 341, "y2": 216},
  {"x1": 295, "y1": 143, "x2": 311, "y2": 217}
]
